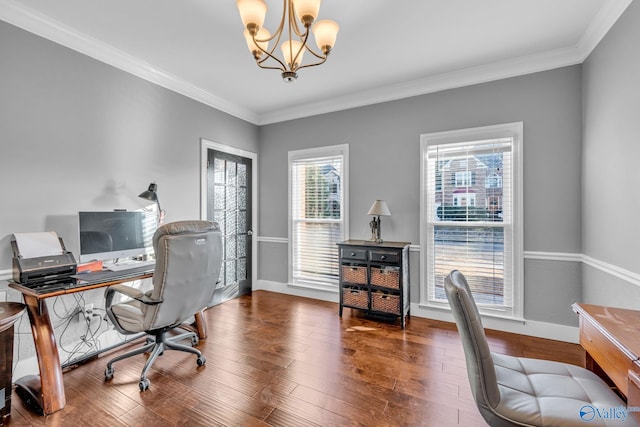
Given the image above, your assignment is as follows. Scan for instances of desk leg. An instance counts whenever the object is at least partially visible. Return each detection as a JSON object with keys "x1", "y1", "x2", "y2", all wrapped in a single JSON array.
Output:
[
  {"x1": 15, "y1": 296, "x2": 65, "y2": 415},
  {"x1": 194, "y1": 310, "x2": 207, "y2": 339},
  {"x1": 178, "y1": 310, "x2": 207, "y2": 340},
  {"x1": 585, "y1": 351, "x2": 596, "y2": 371},
  {"x1": 628, "y1": 370, "x2": 640, "y2": 423}
]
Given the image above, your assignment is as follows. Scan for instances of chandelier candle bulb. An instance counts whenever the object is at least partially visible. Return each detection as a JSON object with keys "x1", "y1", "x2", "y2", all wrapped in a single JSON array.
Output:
[
  {"x1": 293, "y1": 0, "x2": 321, "y2": 26},
  {"x1": 313, "y1": 20, "x2": 339, "y2": 54},
  {"x1": 244, "y1": 28, "x2": 270, "y2": 59},
  {"x1": 237, "y1": 0, "x2": 267, "y2": 32},
  {"x1": 281, "y1": 40, "x2": 305, "y2": 68}
]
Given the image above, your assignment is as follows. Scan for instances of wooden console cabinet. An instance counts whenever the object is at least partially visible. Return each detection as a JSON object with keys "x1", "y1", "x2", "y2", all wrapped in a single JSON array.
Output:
[{"x1": 337, "y1": 240, "x2": 410, "y2": 328}]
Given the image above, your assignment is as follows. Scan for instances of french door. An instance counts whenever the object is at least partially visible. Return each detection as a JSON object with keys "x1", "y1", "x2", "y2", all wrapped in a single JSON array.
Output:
[{"x1": 202, "y1": 141, "x2": 255, "y2": 305}]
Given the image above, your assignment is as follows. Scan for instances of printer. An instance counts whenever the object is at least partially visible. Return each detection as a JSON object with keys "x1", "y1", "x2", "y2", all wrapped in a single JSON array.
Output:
[{"x1": 11, "y1": 232, "x2": 77, "y2": 287}]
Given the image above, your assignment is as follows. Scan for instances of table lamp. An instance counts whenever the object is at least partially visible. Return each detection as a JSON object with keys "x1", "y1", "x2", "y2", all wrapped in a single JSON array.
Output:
[
  {"x1": 367, "y1": 200, "x2": 391, "y2": 243},
  {"x1": 139, "y1": 182, "x2": 162, "y2": 224}
]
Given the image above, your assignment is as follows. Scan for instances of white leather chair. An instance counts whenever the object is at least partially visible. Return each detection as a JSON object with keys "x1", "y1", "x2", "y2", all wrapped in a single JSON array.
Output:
[
  {"x1": 103, "y1": 220, "x2": 222, "y2": 391},
  {"x1": 444, "y1": 270, "x2": 637, "y2": 426}
]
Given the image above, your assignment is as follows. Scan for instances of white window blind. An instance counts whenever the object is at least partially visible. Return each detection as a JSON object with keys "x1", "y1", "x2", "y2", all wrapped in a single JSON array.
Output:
[
  {"x1": 289, "y1": 146, "x2": 348, "y2": 288},
  {"x1": 421, "y1": 123, "x2": 522, "y2": 318}
]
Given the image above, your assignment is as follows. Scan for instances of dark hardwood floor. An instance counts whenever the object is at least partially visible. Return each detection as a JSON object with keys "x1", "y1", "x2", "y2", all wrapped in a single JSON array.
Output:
[{"x1": 7, "y1": 290, "x2": 585, "y2": 426}]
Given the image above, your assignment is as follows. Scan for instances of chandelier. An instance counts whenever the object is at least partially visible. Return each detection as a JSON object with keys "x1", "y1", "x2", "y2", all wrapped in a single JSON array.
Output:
[{"x1": 236, "y1": 0, "x2": 339, "y2": 82}]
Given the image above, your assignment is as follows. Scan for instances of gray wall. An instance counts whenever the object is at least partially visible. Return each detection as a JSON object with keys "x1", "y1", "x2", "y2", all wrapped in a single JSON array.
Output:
[
  {"x1": 0, "y1": 21, "x2": 259, "y2": 269},
  {"x1": 0, "y1": 20, "x2": 259, "y2": 377},
  {"x1": 581, "y1": 1, "x2": 640, "y2": 307},
  {"x1": 259, "y1": 66, "x2": 584, "y2": 326}
]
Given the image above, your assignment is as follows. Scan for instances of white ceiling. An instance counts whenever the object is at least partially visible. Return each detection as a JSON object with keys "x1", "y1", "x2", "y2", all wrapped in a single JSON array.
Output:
[{"x1": 0, "y1": 0, "x2": 632, "y2": 125}]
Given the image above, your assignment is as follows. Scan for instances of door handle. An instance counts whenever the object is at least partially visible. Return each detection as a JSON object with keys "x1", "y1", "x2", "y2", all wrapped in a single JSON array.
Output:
[{"x1": 247, "y1": 229, "x2": 253, "y2": 236}]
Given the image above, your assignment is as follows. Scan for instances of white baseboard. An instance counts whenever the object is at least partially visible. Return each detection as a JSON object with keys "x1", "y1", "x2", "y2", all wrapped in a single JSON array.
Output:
[
  {"x1": 254, "y1": 280, "x2": 338, "y2": 304},
  {"x1": 410, "y1": 303, "x2": 579, "y2": 343}
]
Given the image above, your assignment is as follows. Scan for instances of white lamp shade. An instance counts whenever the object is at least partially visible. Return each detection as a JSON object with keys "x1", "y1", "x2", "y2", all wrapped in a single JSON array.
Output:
[
  {"x1": 313, "y1": 19, "x2": 339, "y2": 52},
  {"x1": 237, "y1": 0, "x2": 267, "y2": 29},
  {"x1": 243, "y1": 28, "x2": 270, "y2": 54},
  {"x1": 292, "y1": 0, "x2": 321, "y2": 24},
  {"x1": 281, "y1": 40, "x2": 305, "y2": 67},
  {"x1": 368, "y1": 200, "x2": 391, "y2": 216}
]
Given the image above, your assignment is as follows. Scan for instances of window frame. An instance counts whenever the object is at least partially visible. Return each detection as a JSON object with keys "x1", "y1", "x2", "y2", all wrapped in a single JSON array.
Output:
[
  {"x1": 288, "y1": 144, "x2": 349, "y2": 290},
  {"x1": 419, "y1": 122, "x2": 523, "y2": 320}
]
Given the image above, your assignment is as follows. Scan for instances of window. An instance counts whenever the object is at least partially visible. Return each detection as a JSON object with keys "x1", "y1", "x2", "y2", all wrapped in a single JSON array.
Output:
[
  {"x1": 486, "y1": 173, "x2": 502, "y2": 189},
  {"x1": 455, "y1": 171, "x2": 473, "y2": 187},
  {"x1": 289, "y1": 145, "x2": 349, "y2": 288},
  {"x1": 420, "y1": 123, "x2": 523, "y2": 319},
  {"x1": 453, "y1": 193, "x2": 476, "y2": 207}
]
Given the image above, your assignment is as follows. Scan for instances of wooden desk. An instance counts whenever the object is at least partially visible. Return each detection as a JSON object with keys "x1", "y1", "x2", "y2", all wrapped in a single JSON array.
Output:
[
  {"x1": 573, "y1": 303, "x2": 640, "y2": 398},
  {"x1": 9, "y1": 274, "x2": 208, "y2": 415},
  {"x1": 1, "y1": 302, "x2": 26, "y2": 425}
]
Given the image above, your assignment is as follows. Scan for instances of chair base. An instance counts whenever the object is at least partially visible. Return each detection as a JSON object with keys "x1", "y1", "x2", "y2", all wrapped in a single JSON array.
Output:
[{"x1": 104, "y1": 329, "x2": 206, "y2": 391}]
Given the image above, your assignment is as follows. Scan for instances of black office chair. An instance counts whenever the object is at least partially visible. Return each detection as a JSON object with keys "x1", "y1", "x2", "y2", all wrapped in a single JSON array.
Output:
[
  {"x1": 103, "y1": 220, "x2": 222, "y2": 391},
  {"x1": 444, "y1": 270, "x2": 637, "y2": 426}
]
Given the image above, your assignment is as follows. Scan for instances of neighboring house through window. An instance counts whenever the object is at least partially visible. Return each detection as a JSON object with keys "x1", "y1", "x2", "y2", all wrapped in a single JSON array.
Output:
[
  {"x1": 420, "y1": 123, "x2": 523, "y2": 319},
  {"x1": 289, "y1": 145, "x2": 349, "y2": 289}
]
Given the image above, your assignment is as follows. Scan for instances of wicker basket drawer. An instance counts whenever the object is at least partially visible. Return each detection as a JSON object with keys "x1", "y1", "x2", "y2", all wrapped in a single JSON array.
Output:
[
  {"x1": 342, "y1": 287, "x2": 369, "y2": 309},
  {"x1": 341, "y1": 266, "x2": 368, "y2": 284},
  {"x1": 372, "y1": 292, "x2": 400, "y2": 315},
  {"x1": 370, "y1": 267, "x2": 400, "y2": 289}
]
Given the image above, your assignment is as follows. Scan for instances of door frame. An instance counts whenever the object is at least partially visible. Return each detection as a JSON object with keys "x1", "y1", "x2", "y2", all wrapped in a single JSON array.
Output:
[{"x1": 200, "y1": 138, "x2": 258, "y2": 293}]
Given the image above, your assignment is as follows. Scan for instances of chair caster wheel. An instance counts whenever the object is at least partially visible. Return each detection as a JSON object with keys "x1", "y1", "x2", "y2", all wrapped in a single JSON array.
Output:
[
  {"x1": 197, "y1": 355, "x2": 206, "y2": 366},
  {"x1": 139, "y1": 378, "x2": 150, "y2": 391},
  {"x1": 105, "y1": 367, "x2": 114, "y2": 381}
]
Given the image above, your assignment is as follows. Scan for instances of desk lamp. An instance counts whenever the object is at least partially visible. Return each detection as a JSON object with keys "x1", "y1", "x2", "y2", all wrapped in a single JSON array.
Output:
[
  {"x1": 367, "y1": 200, "x2": 391, "y2": 243},
  {"x1": 139, "y1": 183, "x2": 162, "y2": 224}
]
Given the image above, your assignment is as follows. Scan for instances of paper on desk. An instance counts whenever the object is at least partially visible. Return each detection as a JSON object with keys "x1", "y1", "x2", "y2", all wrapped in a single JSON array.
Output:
[{"x1": 13, "y1": 231, "x2": 64, "y2": 258}]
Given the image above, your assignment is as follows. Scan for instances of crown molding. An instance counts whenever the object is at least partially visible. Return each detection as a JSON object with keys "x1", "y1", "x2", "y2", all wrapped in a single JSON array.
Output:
[
  {"x1": 1, "y1": 0, "x2": 631, "y2": 126},
  {"x1": 0, "y1": 0, "x2": 260, "y2": 124},
  {"x1": 575, "y1": 0, "x2": 633, "y2": 60},
  {"x1": 258, "y1": 46, "x2": 584, "y2": 125}
]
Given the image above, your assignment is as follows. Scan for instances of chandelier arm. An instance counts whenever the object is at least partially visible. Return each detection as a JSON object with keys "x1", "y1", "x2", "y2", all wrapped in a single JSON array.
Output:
[
  {"x1": 269, "y1": 0, "x2": 287, "y2": 41},
  {"x1": 286, "y1": 2, "x2": 296, "y2": 71},
  {"x1": 296, "y1": 55, "x2": 328, "y2": 71},
  {"x1": 257, "y1": 49, "x2": 287, "y2": 72},
  {"x1": 256, "y1": 61, "x2": 286, "y2": 72},
  {"x1": 252, "y1": 33, "x2": 287, "y2": 71},
  {"x1": 288, "y1": 0, "x2": 306, "y2": 38},
  {"x1": 290, "y1": 29, "x2": 312, "y2": 72},
  {"x1": 302, "y1": 44, "x2": 327, "y2": 61}
]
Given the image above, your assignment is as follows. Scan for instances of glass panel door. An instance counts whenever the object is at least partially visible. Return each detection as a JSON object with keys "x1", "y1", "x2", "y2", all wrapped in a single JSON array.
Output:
[{"x1": 207, "y1": 149, "x2": 252, "y2": 305}]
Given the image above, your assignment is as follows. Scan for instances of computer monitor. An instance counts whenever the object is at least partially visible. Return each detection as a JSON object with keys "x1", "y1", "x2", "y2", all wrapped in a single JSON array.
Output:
[{"x1": 78, "y1": 211, "x2": 156, "y2": 263}]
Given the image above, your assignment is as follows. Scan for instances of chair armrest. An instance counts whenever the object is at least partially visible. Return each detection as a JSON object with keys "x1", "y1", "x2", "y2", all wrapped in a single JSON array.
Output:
[{"x1": 106, "y1": 284, "x2": 164, "y2": 306}]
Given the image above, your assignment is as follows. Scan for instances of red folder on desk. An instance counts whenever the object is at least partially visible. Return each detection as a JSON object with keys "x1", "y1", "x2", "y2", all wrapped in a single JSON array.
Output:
[{"x1": 77, "y1": 260, "x2": 103, "y2": 273}]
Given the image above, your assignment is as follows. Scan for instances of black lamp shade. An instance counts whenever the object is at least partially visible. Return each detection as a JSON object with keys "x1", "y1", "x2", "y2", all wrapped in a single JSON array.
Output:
[{"x1": 139, "y1": 183, "x2": 158, "y2": 202}]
